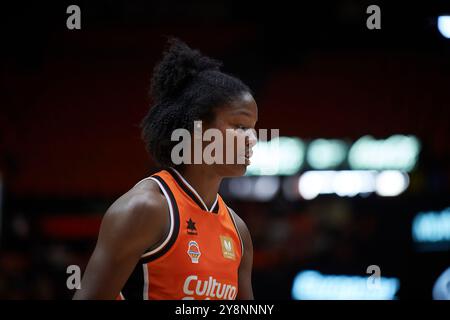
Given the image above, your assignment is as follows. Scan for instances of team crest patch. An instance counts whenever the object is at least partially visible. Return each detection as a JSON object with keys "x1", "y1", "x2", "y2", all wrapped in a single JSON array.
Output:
[
  {"x1": 220, "y1": 235, "x2": 236, "y2": 260},
  {"x1": 187, "y1": 240, "x2": 201, "y2": 263}
]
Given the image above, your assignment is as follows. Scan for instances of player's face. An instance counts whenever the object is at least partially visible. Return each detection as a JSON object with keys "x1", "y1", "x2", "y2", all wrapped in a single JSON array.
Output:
[{"x1": 206, "y1": 91, "x2": 258, "y2": 177}]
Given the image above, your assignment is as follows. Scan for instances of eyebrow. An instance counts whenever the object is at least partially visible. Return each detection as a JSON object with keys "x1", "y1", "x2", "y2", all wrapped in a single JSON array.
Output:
[{"x1": 230, "y1": 109, "x2": 254, "y2": 118}]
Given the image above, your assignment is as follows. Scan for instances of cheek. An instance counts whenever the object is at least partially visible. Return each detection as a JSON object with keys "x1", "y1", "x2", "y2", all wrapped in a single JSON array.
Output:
[{"x1": 223, "y1": 130, "x2": 248, "y2": 155}]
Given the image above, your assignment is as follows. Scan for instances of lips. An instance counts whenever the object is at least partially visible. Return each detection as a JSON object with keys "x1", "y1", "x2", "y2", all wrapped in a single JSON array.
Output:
[
  {"x1": 245, "y1": 148, "x2": 253, "y2": 159},
  {"x1": 244, "y1": 148, "x2": 253, "y2": 164}
]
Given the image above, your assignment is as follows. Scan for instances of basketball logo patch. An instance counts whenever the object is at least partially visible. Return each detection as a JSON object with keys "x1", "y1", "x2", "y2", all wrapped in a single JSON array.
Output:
[{"x1": 187, "y1": 240, "x2": 201, "y2": 263}]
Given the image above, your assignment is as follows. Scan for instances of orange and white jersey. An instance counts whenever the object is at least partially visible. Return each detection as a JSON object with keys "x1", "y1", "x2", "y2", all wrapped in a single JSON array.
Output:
[{"x1": 117, "y1": 168, "x2": 243, "y2": 300}]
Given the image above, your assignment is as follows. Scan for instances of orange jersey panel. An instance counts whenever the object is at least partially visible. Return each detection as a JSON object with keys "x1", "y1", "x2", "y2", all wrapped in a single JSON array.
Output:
[{"x1": 118, "y1": 168, "x2": 243, "y2": 300}]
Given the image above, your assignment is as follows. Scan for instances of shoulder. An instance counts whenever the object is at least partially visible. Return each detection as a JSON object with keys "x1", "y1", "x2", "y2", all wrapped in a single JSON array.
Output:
[
  {"x1": 227, "y1": 207, "x2": 249, "y2": 234},
  {"x1": 99, "y1": 178, "x2": 170, "y2": 250},
  {"x1": 108, "y1": 178, "x2": 167, "y2": 222}
]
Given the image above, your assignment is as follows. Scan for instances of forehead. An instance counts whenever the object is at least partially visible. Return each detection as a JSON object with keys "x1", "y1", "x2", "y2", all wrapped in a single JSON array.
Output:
[{"x1": 220, "y1": 92, "x2": 258, "y2": 120}]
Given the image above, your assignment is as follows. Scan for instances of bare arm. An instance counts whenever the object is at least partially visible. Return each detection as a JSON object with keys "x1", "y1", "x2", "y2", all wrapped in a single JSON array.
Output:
[
  {"x1": 73, "y1": 181, "x2": 168, "y2": 300},
  {"x1": 230, "y1": 209, "x2": 254, "y2": 300}
]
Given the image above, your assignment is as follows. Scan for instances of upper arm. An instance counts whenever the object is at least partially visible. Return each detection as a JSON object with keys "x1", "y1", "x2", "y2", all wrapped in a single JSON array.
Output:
[
  {"x1": 230, "y1": 208, "x2": 254, "y2": 300},
  {"x1": 73, "y1": 185, "x2": 168, "y2": 300}
]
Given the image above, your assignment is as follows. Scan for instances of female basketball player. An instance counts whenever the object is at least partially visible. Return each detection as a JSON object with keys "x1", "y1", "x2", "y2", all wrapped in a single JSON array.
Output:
[{"x1": 73, "y1": 39, "x2": 257, "y2": 300}]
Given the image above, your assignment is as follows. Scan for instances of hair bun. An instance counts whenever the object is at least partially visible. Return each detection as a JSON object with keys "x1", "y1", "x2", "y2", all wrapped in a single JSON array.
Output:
[{"x1": 151, "y1": 38, "x2": 222, "y2": 102}]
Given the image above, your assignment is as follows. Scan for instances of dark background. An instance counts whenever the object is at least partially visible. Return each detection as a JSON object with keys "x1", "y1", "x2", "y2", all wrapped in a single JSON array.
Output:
[{"x1": 0, "y1": 0, "x2": 449, "y2": 299}]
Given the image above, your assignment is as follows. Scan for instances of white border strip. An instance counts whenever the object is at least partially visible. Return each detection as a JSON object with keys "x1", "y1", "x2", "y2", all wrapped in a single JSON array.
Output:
[
  {"x1": 209, "y1": 195, "x2": 219, "y2": 212},
  {"x1": 140, "y1": 177, "x2": 175, "y2": 257},
  {"x1": 171, "y1": 167, "x2": 218, "y2": 212},
  {"x1": 142, "y1": 264, "x2": 149, "y2": 300}
]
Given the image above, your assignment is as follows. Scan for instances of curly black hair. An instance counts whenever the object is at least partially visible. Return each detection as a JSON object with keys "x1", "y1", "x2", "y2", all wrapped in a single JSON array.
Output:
[{"x1": 141, "y1": 38, "x2": 251, "y2": 168}]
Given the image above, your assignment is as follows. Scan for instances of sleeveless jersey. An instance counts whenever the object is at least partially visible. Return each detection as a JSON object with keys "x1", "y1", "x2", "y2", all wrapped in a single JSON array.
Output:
[{"x1": 117, "y1": 167, "x2": 243, "y2": 300}]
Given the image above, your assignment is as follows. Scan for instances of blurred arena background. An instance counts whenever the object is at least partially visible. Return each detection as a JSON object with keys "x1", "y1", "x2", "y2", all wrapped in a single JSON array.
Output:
[{"x1": 0, "y1": 1, "x2": 449, "y2": 299}]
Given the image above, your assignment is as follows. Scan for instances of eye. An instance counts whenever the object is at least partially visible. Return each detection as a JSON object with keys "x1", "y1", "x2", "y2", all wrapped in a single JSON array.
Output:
[{"x1": 236, "y1": 125, "x2": 248, "y2": 130}]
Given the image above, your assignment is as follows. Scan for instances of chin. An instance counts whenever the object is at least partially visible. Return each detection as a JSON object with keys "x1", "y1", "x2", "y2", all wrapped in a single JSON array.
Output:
[{"x1": 234, "y1": 164, "x2": 248, "y2": 176}]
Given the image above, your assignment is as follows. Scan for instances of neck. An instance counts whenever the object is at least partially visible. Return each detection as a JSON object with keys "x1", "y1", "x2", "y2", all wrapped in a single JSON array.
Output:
[{"x1": 174, "y1": 165, "x2": 222, "y2": 210}]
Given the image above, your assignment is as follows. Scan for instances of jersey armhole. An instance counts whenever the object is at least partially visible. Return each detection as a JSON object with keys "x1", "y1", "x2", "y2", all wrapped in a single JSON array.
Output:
[
  {"x1": 139, "y1": 175, "x2": 180, "y2": 264},
  {"x1": 226, "y1": 206, "x2": 245, "y2": 258}
]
